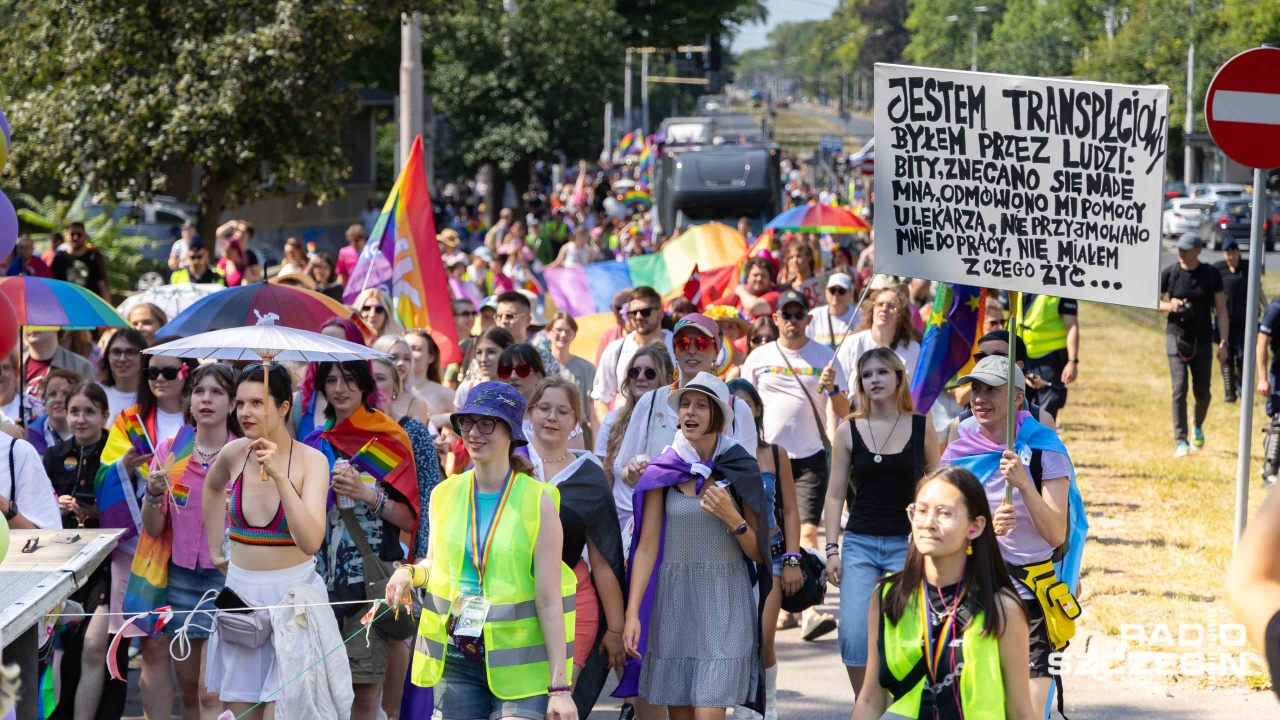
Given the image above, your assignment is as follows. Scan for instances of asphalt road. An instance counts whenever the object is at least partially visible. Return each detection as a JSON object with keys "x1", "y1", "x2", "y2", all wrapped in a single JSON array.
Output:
[{"x1": 783, "y1": 105, "x2": 875, "y2": 144}]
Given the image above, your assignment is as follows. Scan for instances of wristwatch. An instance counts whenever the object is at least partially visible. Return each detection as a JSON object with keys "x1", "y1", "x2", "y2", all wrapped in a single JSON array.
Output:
[{"x1": 823, "y1": 385, "x2": 841, "y2": 397}]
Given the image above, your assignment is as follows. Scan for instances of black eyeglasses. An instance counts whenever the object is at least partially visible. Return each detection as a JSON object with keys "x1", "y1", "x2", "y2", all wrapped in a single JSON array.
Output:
[
  {"x1": 361, "y1": 305, "x2": 386, "y2": 315},
  {"x1": 629, "y1": 306, "x2": 660, "y2": 319},
  {"x1": 457, "y1": 416, "x2": 498, "y2": 434},
  {"x1": 779, "y1": 310, "x2": 807, "y2": 321},
  {"x1": 146, "y1": 367, "x2": 182, "y2": 381},
  {"x1": 498, "y1": 363, "x2": 535, "y2": 380},
  {"x1": 751, "y1": 335, "x2": 776, "y2": 346},
  {"x1": 627, "y1": 366, "x2": 658, "y2": 381}
]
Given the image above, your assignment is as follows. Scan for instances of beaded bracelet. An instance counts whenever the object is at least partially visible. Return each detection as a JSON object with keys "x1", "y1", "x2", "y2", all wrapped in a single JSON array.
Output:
[
  {"x1": 372, "y1": 492, "x2": 387, "y2": 515},
  {"x1": 825, "y1": 548, "x2": 840, "y2": 557}
]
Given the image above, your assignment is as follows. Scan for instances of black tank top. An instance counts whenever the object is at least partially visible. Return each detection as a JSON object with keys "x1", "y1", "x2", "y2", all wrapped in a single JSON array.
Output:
[{"x1": 846, "y1": 414, "x2": 925, "y2": 536}]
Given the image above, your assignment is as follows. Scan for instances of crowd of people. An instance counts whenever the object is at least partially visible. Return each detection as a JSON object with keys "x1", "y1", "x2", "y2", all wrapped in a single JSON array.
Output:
[{"x1": 0, "y1": 158, "x2": 1105, "y2": 720}]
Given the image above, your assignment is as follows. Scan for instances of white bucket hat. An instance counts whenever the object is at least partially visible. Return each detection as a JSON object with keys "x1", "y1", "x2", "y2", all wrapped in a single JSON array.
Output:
[{"x1": 667, "y1": 371, "x2": 735, "y2": 428}]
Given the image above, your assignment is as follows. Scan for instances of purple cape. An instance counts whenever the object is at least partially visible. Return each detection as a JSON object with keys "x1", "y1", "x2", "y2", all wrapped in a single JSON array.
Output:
[{"x1": 613, "y1": 442, "x2": 771, "y2": 712}]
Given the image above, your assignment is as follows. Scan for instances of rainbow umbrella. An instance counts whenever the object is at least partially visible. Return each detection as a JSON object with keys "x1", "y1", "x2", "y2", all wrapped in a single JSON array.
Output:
[
  {"x1": 157, "y1": 282, "x2": 372, "y2": 340},
  {"x1": 765, "y1": 203, "x2": 871, "y2": 234},
  {"x1": 0, "y1": 276, "x2": 128, "y2": 328}
]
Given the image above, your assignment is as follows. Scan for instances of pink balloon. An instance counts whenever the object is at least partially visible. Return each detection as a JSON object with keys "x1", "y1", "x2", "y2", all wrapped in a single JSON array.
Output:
[
  {"x1": 0, "y1": 292, "x2": 16, "y2": 359},
  {"x1": 0, "y1": 191, "x2": 15, "y2": 263}
]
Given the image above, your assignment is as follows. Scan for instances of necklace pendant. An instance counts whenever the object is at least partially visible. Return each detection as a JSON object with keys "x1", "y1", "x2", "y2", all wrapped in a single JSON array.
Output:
[{"x1": 874, "y1": 454, "x2": 882, "y2": 463}]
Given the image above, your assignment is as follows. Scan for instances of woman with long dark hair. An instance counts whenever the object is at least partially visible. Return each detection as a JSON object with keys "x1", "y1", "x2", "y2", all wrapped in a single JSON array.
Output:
[
  {"x1": 293, "y1": 317, "x2": 367, "y2": 440},
  {"x1": 305, "y1": 359, "x2": 420, "y2": 720},
  {"x1": 850, "y1": 466, "x2": 1035, "y2": 720},
  {"x1": 140, "y1": 363, "x2": 240, "y2": 720},
  {"x1": 385, "y1": 382, "x2": 578, "y2": 720},
  {"x1": 824, "y1": 347, "x2": 939, "y2": 692},
  {"x1": 100, "y1": 328, "x2": 149, "y2": 423},
  {"x1": 95, "y1": 342, "x2": 198, "y2": 720},
  {"x1": 202, "y1": 364, "x2": 333, "y2": 719}
]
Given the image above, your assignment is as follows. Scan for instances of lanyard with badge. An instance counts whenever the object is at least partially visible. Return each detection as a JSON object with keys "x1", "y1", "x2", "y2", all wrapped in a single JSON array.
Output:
[{"x1": 449, "y1": 468, "x2": 514, "y2": 660}]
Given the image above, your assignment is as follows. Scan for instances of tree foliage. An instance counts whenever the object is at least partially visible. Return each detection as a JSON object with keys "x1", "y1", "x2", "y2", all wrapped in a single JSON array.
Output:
[{"x1": 0, "y1": 0, "x2": 428, "y2": 243}]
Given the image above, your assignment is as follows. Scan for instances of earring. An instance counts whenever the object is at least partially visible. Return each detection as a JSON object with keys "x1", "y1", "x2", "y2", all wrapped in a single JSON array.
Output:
[{"x1": 966, "y1": 541, "x2": 973, "y2": 556}]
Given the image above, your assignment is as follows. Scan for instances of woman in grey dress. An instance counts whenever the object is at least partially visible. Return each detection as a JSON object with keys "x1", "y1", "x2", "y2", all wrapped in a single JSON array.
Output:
[{"x1": 620, "y1": 372, "x2": 771, "y2": 720}]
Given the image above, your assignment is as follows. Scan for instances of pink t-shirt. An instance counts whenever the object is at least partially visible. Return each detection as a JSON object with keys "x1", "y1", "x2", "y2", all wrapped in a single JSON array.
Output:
[
  {"x1": 336, "y1": 245, "x2": 361, "y2": 282},
  {"x1": 150, "y1": 433, "x2": 232, "y2": 571}
]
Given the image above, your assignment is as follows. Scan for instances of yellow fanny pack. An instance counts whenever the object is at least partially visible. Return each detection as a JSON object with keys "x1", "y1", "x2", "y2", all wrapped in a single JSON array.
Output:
[{"x1": 1008, "y1": 559, "x2": 1081, "y2": 651}]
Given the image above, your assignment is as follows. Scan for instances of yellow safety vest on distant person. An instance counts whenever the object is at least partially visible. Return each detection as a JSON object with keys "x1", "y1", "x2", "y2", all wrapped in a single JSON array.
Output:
[
  {"x1": 1019, "y1": 295, "x2": 1067, "y2": 359},
  {"x1": 411, "y1": 470, "x2": 576, "y2": 699},
  {"x1": 878, "y1": 582, "x2": 1005, "y2": 719}
]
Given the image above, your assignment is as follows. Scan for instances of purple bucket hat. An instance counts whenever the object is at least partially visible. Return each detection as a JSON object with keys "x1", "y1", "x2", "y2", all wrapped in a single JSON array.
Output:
[{"x1": 451, "y1": 380, "x2": 529, "y2": 445}]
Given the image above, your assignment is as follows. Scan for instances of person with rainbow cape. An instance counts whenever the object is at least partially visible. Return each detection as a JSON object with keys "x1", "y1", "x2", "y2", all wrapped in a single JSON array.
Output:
[{"x1": 941, "y1": 355, "x2": 1088, "y2": 718}]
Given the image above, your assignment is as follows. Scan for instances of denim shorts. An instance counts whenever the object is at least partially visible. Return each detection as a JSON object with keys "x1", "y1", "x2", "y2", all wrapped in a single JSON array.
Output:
[
  {"x1": 769, "y1": 528, "x2": 785, "y2": 577},
  {"x1": 838, "y1": 532, "x2": 910, "y2": 666},
  {"x1": 434, "y1": 649, "x2": 548, "y2": 720},
  {"x1": 163, "y1": 563, "x2": 226, "y2": 638}
]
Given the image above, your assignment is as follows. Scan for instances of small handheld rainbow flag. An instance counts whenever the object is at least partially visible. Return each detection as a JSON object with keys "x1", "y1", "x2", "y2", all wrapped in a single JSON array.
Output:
[
  {"x1": 350, "y1": 437, "x2": 404, "y2": 483},
  {"x1": 619, "y1": 189, "x2": 652, "y2": 208},
  {"x1": 122, "y1": 408, "x2": 153, "y2": 456},
  {"x1": 306, "y1": 241, "x2": 318, "y2": 256}
]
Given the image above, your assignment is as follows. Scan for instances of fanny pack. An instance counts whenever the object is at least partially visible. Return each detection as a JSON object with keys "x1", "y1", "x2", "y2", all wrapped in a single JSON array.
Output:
[
  {"x1": 1007, "y1": 559, "x2": 1081, "y2": 651},
  {"x1": 213, "y1": 586, "x2": 272, "y2": 648}
]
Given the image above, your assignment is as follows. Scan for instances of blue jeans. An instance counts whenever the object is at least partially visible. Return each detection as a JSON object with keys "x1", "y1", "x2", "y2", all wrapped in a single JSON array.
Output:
[
  {"x1": 838, "y1": 532, "x2": 910, "y2": 666},
  {"x1": 433, "y1": 650, "x2": 548, "y2": 720}
]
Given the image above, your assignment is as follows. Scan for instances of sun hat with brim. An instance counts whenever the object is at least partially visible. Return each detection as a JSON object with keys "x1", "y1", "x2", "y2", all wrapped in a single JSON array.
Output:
[
  {"x1": 702, "y1": 304, "x2": 750, "y2": 336},
  {"x1": 956, "y1": 355, "x2": 1025, "y2": 391},
  {"x1": 667, "y1": 371, "x2": 735, "y2": 428},
  {"x1": 438, "y1": 229, "x2": 460, "y2": 248},
  {"x1": 269, "y1": 272, "x2": 317, "y2": 290},
  {"x1": 673, "y1": 312, "x2": 721, "y2": 343},
  {"x1": 451, "y1": 380, "x2": 528, "y2": 445}
]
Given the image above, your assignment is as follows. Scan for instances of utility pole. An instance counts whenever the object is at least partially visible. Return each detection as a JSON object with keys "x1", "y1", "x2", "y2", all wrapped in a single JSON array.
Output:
[
  {"x1": 1184, "y1": 0, "x2": 1197, "y2": 183},
  {"x1": 398, "y1": 12, "x2": 423, "y2": 174},
  {"x1": 641, "y1": 51, "x2": 650, "y2": 136},
  {"x1": 624, "y1": 50, "x2": 633, "y2": 134},
  {"x1": 603, "y1": 102, "x2": 613, "y2": 161}
]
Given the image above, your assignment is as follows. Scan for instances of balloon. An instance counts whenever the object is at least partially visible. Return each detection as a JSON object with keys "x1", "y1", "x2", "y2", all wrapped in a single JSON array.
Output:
[
  {"x1": 0, "y1": 191, "x2": 15, "y2": 263},
  {"x1": 0, "y1": 107, "x2": 8, "y2": 176},
  {"x1": 0, "y1": 292, "x2": 16, "y2": 359},
  {"x1": 603, "y1": 196, "x2": 626, "y2": 220}
]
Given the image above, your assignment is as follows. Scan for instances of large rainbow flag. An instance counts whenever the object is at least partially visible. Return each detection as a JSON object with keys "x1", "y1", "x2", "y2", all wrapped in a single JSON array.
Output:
[
  {"x1": 543, "y1": 222, "x2": 747, "y2": 319},
  {"x1": 344, "y1": 135, "x2": 460, "y2": 365}
]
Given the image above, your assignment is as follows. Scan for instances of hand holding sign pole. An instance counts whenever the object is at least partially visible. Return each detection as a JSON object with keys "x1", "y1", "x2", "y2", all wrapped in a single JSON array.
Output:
[{"x1": 1203, "y1": 46, "x2": 1280, "y2": 548}]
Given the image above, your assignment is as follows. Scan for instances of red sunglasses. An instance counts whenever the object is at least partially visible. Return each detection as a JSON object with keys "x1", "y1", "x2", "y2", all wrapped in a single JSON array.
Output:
[
  {"x1": 498, "y1": 363, "x2": 535, "y2": 380},
  {"x1": 674, "y1": 335, "x2": 715, "y2": 353}
]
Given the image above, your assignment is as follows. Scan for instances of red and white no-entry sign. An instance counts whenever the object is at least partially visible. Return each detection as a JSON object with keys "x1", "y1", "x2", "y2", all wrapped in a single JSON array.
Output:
[{"x1": 1205, "y1": 46, "x2": 1280, "y2": 170}]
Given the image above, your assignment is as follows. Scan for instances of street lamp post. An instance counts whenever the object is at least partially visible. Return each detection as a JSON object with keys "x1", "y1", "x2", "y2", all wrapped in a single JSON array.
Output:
[{"x1": 971, "y1": 6, "x2": 989, "y2": 72}]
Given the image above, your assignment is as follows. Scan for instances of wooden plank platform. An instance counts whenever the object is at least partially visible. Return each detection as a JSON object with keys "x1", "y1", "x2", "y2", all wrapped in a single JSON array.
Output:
[{"x1": 0, "y1": 529, "x2": 122, "y2": 647}]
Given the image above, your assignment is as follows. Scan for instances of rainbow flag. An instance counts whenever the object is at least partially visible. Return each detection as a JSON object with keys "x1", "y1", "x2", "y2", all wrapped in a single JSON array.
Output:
[
  {"x1": 620, "y1": 189, "x2": 652, "y2": 208},
  {"x1": 163, "y1": 425, "x2": 197, "y2": 509},
  {"x1": 344, "y1": 135, "x2": 460, "y2": 366},
  {"x1": 96, "y1": 406, "x2": 152, "y2": 554},
  {"x1": 122, "y1": 407, "x2": 152, "y2": 456},
  {"x1": 542, "y1": 222, "x2": 747, "y2": 318},
  {"x1": 617, "y1": 129, "x2": 641, "y2": 157},
  {"x1": 910, "y1": 285, "x2": 986, "y2": 413},
  {"x1": 350, "y1": 437, "x2": 405, "y2": 483}
]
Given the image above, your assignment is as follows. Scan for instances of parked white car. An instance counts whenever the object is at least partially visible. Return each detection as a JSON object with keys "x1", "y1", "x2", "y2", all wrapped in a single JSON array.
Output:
[{"x1": 1163, "y1": 198, "x2": 1213, "y2": 238}]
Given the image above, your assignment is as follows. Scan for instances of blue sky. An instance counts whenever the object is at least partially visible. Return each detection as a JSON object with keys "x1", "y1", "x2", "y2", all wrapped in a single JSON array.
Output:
[{"x1": 731, "y1": 0, "x2": 840, "y2": 51}]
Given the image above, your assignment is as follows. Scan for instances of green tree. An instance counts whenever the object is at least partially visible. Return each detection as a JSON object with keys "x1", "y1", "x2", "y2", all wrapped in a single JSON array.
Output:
[
  {"x1": 904, "y1": 0, "x2": 1006, "y2": 70},
  {"x1": 615, "y1": 0, "x2": 768, "y2": 49},
  {"x1": 987, "y1": 0, "x2": 1102, "y2": 77},
  {"x1": 426, "y1": 0, "x2": 624, "y2": 212},
  {"x1": 0, "y1": 0, "x2": 427, "y2": 244}
]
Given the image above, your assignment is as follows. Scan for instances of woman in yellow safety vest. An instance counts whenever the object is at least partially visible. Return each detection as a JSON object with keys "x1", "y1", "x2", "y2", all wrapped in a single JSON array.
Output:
[
  {"x1": 387, "y1": 381, "x2": 578, "y2": 720},
  {"x1": 851, "y1": 466, "x2": 1036, "y2": 720}
]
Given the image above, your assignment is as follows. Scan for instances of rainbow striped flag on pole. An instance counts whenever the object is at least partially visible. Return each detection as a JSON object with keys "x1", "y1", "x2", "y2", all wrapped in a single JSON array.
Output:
[
  {"x1": 350, "y1": 437, "x2": 405, "y2": 483},
  {"x1": 910, "y1": 284, "x2": 986, "y2": 413},
  {"x1": 121, "y1": 407, "x2": 153, "y2": 456},
  {"x1": 344, "y1": 135, "x2": 460, "y2": 365}
]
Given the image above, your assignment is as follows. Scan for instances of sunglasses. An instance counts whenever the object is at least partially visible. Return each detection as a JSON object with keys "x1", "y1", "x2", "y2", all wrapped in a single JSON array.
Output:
[
  {"x1": 361, "y1": 305, "x2": 386, "y2": 315},
  {"x1": 973, "y1": 350, "x2": 1009, "y2": 362},
  {"x1": 674, "y1": 335, "x2": 715, "y2": 353},
  {"x1": 828, "y1": 286, "x2": 848, "y2": 295},
  {"x1": 457, "y1": 416, "x2": 499, "y2": 435},
  {"x1": 454, "y1": 310, "x2": 477, "y2": 318},
  {"x1": 751, "y1": 335, "x2": 776, "y2": 346},
  {"x1": 498, "y1": 363, "x2": 535, "y2": 380},
  {"x1": 627, "y1": 366, "x2": 658, "y2": 381},
  {"x1": 146, "y1": 367, "x2": 183, "y2": 381},
  {"x1": 779, "y1": 310, "x2": 807, "y2": 321},
  {"x1": 628, "y1": 306, "x2": 661, "y2": 320}
]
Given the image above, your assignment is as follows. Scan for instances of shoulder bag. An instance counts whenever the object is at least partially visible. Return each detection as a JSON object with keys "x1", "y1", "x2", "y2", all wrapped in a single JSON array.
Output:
[{"x1": 339, "y1": 508, "x2": 419, "y2": 641}]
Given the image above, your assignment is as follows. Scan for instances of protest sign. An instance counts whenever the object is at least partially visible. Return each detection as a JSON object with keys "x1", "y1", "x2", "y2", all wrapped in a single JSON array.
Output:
[{"x1": 873, "y1": 64, "x2": 1169, "y2": 309}]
